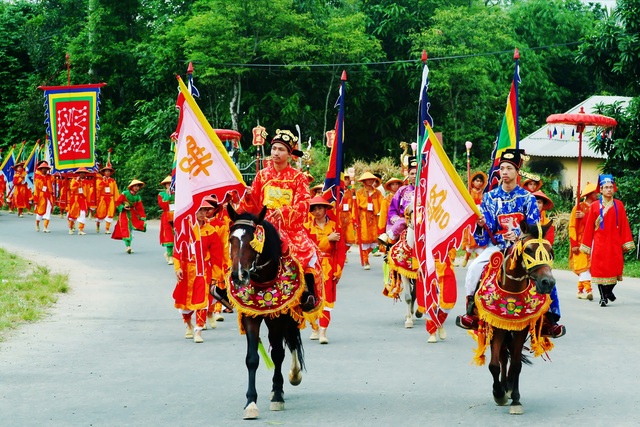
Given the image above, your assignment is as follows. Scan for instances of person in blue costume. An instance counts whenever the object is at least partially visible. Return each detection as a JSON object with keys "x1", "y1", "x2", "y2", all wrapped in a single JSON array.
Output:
[{"x1": 456, "y1": 148, "x2": 565, "y2": 338}]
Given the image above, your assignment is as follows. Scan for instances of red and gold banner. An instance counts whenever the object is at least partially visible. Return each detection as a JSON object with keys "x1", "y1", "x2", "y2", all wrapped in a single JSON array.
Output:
[{"x1": 38, "y1": 83, "x2": 106, "y2": 172}]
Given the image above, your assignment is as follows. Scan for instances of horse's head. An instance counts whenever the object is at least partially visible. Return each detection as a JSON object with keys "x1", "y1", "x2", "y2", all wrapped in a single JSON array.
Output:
[
  {"x1": 227, "y1": 204, "x2": 280, "y2": 287},
  {"x1": 508, "y1": 222, "x2": 555, "y2": 294}
]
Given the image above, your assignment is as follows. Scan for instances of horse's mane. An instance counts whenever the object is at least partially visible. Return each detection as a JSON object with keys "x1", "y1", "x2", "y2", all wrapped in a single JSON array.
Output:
[
  {"x1": 232, "y1": 210, "x2": 282, "y2": 259},
  {"x1": 520, "y1": 221, "x2": 550, "y2": 240}
]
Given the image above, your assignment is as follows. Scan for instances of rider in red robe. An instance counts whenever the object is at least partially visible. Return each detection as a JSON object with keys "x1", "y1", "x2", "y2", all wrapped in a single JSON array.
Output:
[{"x1": 240, "y1": 126, "x2": 321, "y2": 312}]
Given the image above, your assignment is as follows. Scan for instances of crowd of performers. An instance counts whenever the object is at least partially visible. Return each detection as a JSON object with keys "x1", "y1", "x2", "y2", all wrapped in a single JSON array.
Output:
[{"x1": 2, "y1": 133, "x2": 635, "y2": 345}]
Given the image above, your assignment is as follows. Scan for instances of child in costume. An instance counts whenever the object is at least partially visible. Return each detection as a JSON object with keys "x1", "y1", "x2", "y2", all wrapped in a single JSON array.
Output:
[
  {"x1": 569, "y1": 182, "x2": 598, "y2": 300},
  {"x1": 533, "y1": 190, "x2": 555, "y2": 243},
  {"x1": 460, "y1": 171, "x2": 487, "y2": 267},
  {"x1": 158, "y1": 175, "x2": 175, "y2": 264},
  {"x1": 304, "y1": 196, "x2": 342, "y2": 344},
  {"x1": 354, "y1": 171, "x2": 383, "y2": 270},
  {"x1": 173, "y1": 200, "x2": 216, "y2": 343},
  {"x1": 112, "y1": 179, "x2": 147, "y2": 253}
]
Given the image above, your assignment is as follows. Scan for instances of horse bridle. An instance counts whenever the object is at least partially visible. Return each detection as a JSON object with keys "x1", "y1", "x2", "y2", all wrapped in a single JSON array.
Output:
[
  {"x1": 504, "y1": 226, "x2": 553, "y2": 282},
  {"x1": 230, "y1": 219, "x2": 275, "y2": 279}
]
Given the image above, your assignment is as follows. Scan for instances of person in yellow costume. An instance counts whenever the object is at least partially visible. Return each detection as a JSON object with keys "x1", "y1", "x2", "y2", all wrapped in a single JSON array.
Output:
[
  {"x1": 304, "y1": 196, "x2": 342, "y2": 344},
  {"x1": 569, "y1": 182, "x2": 599, "y2": 300},
  {"x1": 354, "y1": 171, "x2": 383, "y2": 270},
  {"x1": 95, "y1": 162, "x2": 120, "y2": 234},
  {"x1": 67, "y1": 167, "x2": 92, "y2": 235}
]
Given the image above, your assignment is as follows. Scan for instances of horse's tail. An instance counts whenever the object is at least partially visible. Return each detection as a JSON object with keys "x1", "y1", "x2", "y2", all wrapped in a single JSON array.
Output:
[
  {"x1": 283, "y1": 315, "x2": 305, "y2": 371},
  {"x1": 505, "y1": 332, "x2": 533, "y2": 366}
]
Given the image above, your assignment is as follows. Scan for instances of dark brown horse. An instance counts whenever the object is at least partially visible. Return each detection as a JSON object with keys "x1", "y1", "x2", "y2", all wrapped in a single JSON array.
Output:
[
  {"x1": 226, "y1": 204, "x2": 305, "y2": 420},
  {"x1": 479, "y1": 222, "x2": 555, "y2": 415}
]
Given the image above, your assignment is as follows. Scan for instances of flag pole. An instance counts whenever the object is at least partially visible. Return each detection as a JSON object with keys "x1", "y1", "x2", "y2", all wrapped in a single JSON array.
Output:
[{"x1": 465, "y1": 141, "x2": 472, "y2": 191}]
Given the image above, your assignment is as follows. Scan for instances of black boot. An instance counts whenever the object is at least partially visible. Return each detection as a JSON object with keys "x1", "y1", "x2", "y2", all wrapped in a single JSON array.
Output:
[
  {"x1": 605, "y1": 284, "x2": 616, "y2": 302},
  {"x1": 598, "y1": 284, "x2": 607, "y2": 307},
  {"x1": 455, "y1": 295, "x2": 479, "y2": 330},
  {"x1": 301, "y1": 273, "x2": 317, "y2": 312}
]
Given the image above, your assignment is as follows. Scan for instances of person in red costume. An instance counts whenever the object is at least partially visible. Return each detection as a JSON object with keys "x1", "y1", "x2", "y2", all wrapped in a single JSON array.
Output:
[
  {"x1": 11, "y1": 162, "x2": 30, "y2": 217},
  {"x1": 95, "y1": 162, "x2": 120, "y2": 234},
  {"x1": 158, "y1": 175, "x2": 175, "y2": 264},
  {"x1": 67, "y1": 167, "x2": 92, "y2": 235},
  {"x1": 32, "y1": 161, "x2": 54, "y2": 233},
  {"x1": 240, "y1": 126, "x2": 322, "y2": 312},
  {"x1": 580, "y1": 174, "x2": 635, "y2": 307}
]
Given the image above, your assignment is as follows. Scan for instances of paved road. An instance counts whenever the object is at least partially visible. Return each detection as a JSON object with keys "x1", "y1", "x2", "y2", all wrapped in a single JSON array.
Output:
[{"x1": 1, "y1": 212, "x2": 639, "y2": 426}]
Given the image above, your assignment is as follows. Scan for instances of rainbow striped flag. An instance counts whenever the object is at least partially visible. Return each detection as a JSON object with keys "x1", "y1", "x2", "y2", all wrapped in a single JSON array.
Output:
[{"x1": 485, "y1": 50, "x2": 520, "y2": 192}]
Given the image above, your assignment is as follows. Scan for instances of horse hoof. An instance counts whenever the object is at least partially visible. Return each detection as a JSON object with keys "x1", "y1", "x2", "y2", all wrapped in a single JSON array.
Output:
[
  {"x1": 404, "y1": 318, "x2": 414, "y2": 328},
  {"x1": 494, "y1": 395, "x2": 508, "y2": 406},
  {"x1": 438, "y1": 327, "x2": 447, "y2": 340},
  {"x1": 243, "y1": 402, "x2": 259, "y2": 419},
  {"x1": 270, "y1": 401, "x2": 285, "y2": 411},
  {"x1": 289, "y1": 371, "x2": 302, "y2": 386},
  {"x1": 427, "y1": 334, "x2": 437, "y2": 343},
  {"x1": 510, "y1": 404, "x2": 524, "y2": 415}
]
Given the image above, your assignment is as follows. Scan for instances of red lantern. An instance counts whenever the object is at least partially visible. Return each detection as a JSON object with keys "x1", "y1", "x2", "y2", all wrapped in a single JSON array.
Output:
[
  {"x1": 326, "y1": 129, "x2": 336, "y2": 148},
  {"x1": 252, "y1": 125, "x2": 267, "y2": 146}
]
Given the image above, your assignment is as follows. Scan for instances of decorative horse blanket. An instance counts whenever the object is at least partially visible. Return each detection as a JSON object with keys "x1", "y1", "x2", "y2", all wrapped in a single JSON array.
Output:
[
  {"x1": 383, "y1": 229, "x2": 418, "y2": 300},
  {"x1": 470, "y1": 251, "x2": 554, "y2": 365},
  {"x1": 228, "y1": 253, "x2": 306, "y2": 332}
]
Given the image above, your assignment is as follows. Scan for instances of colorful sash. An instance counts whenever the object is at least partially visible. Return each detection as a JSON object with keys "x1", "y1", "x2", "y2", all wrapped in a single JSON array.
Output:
[{"x1": 383, "y1": 230, "x2": 418, "y2": 300}]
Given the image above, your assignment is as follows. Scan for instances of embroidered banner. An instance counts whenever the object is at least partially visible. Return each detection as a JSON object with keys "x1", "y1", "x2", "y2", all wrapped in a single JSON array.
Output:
[{"x1": 38, "y1": 83, "x2": 106, "y2": 172}]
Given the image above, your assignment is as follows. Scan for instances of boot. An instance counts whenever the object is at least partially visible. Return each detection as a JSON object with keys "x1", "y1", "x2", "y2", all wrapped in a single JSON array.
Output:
[
  {"x1": 598, "y1": 284, "x2": 607, "y2": 307},
  {"x1": 210, "y1": 286, "x2": 234, "y2": 312},
  {"x1": 541, "y1": 313, "x2": 566, "y2": 338},
  {"x1": 455, "y1": 295, "x2": 478, "y2": 330},
  {"x1": 301, "y1": 273, "x2": 318, "y2": 312}
]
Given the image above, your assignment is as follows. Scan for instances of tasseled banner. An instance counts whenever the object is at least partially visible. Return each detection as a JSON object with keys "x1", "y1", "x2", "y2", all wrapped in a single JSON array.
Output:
[
  {"x1": 250, "y1": 225, "x2": 265, "y2": 253},
  {"x1": 258, "y1": 339, "x2": 275, "y2": 370},
  {"x1": 529, "y1": 321, "x2": 554, "y2": 357}
]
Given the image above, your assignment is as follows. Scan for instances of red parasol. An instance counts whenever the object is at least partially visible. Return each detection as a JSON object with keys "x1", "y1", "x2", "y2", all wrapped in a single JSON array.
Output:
[{"x1": 546, "y1": 107, "x2": 617, "y2": 206}]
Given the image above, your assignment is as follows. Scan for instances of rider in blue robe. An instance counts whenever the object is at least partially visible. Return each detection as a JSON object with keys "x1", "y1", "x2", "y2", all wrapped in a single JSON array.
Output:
[{"x1": 456, "y1": 148, "x2": 564, "y2": 338}]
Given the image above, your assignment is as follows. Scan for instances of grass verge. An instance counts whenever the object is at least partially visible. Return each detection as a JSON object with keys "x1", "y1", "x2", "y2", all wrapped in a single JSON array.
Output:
[{"x1": 0, "y1": 248, "x2": 69, "y2": 340}]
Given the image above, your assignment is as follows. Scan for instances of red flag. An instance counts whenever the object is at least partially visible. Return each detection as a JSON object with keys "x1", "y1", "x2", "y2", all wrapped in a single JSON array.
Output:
[
  {"x1": 172, "y1": 76, "x2": 246, "y2": 288},
  {"x1": 414, "y1": 122, "x2": 482, "y2": 328}
]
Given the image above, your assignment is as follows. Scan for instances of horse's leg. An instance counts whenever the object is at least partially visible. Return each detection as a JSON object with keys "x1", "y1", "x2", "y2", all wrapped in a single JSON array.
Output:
[
  {"x1": 289, "y1": 348, "x2": 302, "y2": 386},
  {"x1": 489, "y1": 329, "x2": 508, "y2": 406},
  {"x1": 403, "y1": 276, "x2": 414, "y2": 328},
  {"x1": 507, "y1": 330, "x2": 528, "y2": 415},
  {"x1": 242, "y1": 316, "x2": 262, "y2": 419},
  {"x1": 265, "y1": 317, "x2": 286, "y2": 411}
]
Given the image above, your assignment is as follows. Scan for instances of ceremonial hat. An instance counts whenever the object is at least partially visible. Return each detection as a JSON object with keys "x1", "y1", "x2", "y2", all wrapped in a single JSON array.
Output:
[
  {"x1": 407, "y1": 156, "x2": 418, "y2": 171},
  {"x1": 310, "y1": 184, "x2": 323, "y2": 194},
  {"x1": 128, "y1": 179, "x2": 145, "y2": 189},
  {"x1": 200, "y1": 195, "x2": 219, "y2": 209},
  {"x1": 533, "y1": 190, "x2": 554, "y2": 211},
  {"x1": 12, "y1": 161, "x2": 25, "y2": 169},
  {"x1": 160, "y1": 175, "x2": 172, "y2": 185},
  {"x1": 580, "y1": 182, "x2": 598, "y2": 198},
  {"x1": 308, "y1": 196, "x2": 333, "y2": 211},
  {"x1": 521, "y1": 178, "x2": 543, "y2": 193},
  {"x1": 100, "y1": 160, "x2": 115, "y2": 173},
  {"x1": 76, "y1": 167, "x2": 89, "y2": 174},
  {"x1": 36, "y1": 161, "x2": 51, "y2": 170},
  {"x1": 270, "y1": 126, "x2": 304, "y2": 157},
  {"x1": 470, "y1": 171, "x2": 488, "y2": 185},
  {"x1": 499, "y1": 148, "x2": 526, "y2": 169},
  {"x1": 597, "y1": 174, "x2": 617, "y2": 192},
  {"x1": 358, "y1": 171, "x2": 382, "y2": 187},
  {"x1": 384, "y1": 177, "x2": 404, "y2": 191}
]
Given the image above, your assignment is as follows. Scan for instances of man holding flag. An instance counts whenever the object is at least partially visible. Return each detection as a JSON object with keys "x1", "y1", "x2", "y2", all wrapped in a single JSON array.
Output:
[{"x1": 456, "y1": 149, "x2": 565, "y2": 338}]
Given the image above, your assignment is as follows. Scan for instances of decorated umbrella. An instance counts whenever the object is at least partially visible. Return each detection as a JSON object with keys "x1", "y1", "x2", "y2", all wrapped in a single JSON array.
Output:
[{"x1": 546, "y1": 107, "x2": 617, "y2": 206}]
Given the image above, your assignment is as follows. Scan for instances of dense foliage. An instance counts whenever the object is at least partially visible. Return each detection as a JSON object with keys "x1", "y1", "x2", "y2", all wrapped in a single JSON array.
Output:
[{"x1": 0, "y1": 0, "x2": 637, "y2": 229}]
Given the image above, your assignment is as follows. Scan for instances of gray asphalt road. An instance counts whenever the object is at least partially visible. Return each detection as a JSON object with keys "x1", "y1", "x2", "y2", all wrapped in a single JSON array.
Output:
[{"x1": 1, "y1": 212, "x2": 639, "y2": 426}]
